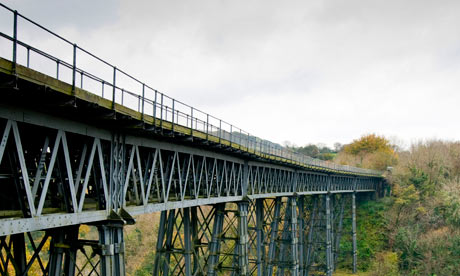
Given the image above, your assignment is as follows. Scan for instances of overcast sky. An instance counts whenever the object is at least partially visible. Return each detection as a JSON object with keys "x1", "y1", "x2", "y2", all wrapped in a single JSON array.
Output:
[{"x1": 2, "y1": 0, "x2": 460, "y2": 148}]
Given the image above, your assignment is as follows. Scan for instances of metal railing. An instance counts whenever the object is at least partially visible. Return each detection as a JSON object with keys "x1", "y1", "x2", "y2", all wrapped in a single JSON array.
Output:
[{"x1": 0, "y1": 3, "x2": 381, "y2": 176}]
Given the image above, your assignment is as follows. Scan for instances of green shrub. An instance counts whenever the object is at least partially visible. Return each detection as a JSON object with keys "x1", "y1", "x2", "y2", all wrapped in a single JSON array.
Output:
[
  {"x1": 134, "y1": 251, "x2": 156, "y2": 276},
  {"x1": 394, "y1": 227, "x2": 423, "y2": 272},
  {"x1": 369, "y1": 251, "x2": 399, "y2": 276}
]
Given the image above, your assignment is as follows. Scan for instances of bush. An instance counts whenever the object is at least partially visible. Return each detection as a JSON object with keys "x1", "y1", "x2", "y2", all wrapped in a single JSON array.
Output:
[
  {"x1": 336, "y1": 139, "x2": 460, "y2": 275},
  {"x1": 384, "y1": 140, "x2": 460, "y2": 275},
  {"x1": 394, "y1": 227, "x2": 423, "y2": 272},
  {"x1": 369, "y1": 251, "x2": 399, "y2": 276},
  {"x1": 337, "y1": 198, "x2": 388, "y2": 271}
]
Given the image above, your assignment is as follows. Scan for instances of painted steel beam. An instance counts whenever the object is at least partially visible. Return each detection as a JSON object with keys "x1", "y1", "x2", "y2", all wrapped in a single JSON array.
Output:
[{"x1": 0, "y1": 113, "x2": 381, "y2": 238}]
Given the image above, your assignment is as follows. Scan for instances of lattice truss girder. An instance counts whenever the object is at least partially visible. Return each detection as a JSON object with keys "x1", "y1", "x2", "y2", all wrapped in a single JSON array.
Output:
[
  {"x1": 246, "y1": 164, "x2": 377, "y2": 195},
  {"x1": 0, "y1": 117, "x2": 379, "y2": 235},
  {"x1": 0, "y1": 118, "x2": 250, "y2": 224}
]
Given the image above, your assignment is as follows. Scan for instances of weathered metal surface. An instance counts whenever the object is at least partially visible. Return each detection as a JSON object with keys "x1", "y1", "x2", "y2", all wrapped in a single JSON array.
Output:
[{"x1": 0, "y1": 115, "x2": 381, "y2": 236}]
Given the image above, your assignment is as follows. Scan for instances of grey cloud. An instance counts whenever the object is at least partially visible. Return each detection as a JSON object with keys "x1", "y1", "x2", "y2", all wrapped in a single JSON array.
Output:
[
  {"x1": 2, "y1": 0, "x2": 460, "y2": 146},
  {"x1": 2, "y1": 0, "x2": 120, "y2": 31}
]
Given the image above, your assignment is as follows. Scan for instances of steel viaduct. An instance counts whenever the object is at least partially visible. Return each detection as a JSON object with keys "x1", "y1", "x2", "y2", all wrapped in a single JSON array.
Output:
[{"x1": 0, "y1": 4, "x2": 385, "y2": 276}]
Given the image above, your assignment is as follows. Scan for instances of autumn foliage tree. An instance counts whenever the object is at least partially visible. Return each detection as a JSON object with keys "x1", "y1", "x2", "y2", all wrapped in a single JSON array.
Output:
[
  {"x1": 343, "y1": 134, "x2": 394, "y2": 156},
  {"x1": 336, "y1": 134, "x2": 398, "y2": 171}
]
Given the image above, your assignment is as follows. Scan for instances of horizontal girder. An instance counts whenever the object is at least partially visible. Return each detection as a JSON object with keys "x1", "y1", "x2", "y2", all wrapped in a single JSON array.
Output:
[{"x1": 0, "y1": 111, "x2": 382, "y2": 236}]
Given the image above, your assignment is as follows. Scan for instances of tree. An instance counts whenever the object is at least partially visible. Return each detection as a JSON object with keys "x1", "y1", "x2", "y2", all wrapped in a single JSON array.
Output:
[
  {"x1": 334, "y1": 142, "x2": 343, "y2": 152},
  {"x1": 297, "y1": 144, "x2": 320, "y2": 158},
  {"x1": 336, "y1": 134, "x2": 398, "y2": 171},
  {"x1": 343, "y1": 134, "x2": 394, "y2": 156}
]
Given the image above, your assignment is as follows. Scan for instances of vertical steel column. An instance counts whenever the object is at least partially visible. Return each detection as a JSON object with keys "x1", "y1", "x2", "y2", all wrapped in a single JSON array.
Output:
[
  {"x1": 162, "y1": 210, "x2": 176, "y2": 275},
  {"x1": 330, "y1": 194, "x2": 335, "y2": 272},
  {"x1": 48, "y1": 226, "x2": 82, "y2": 276},
  {"x1": 305, "y1": 196, "x2": 318, "y2": 273},
  {"x1": 290, "y1": 197, "x2": 299, "y2": 276},
  {"x1": 325, "y1": 194, "x2": 333, "y2": 276},
  {"x1": 98, "y1": 221, "x2": 126, "y2": 276},
  {"x1": 352, "y1": 193, "x2": 357, "y2": 274},
  {"x1": 297, "y1": 196, "x2": 305, "y2": 276},
  {"x1": 255, "y1": 199, "x2": 264, "y2": 276},
  {"x1": 237, "y1": 201, "x2": 250, "y2": 276},
  {"x1": 266, "y1": 197, "x2": 282, "y2": 276},
  {"x1": 183, "y1": 208, "x2": 192, "y2": 276},
  {"x1": 11, "y1": 233, "x2": 26, "y2": 275},
  {"x1": 208, "y1": 203, "x2": 226, "y2": 276},
  {"x1": 63, "y1": 226, "x2": 79, "y2": 276},
  {"x1": 98, "y1": 220, "x2": 125, "y2": 276},
  {"x1": 153, "y1": 211, "x2": 167, "y2": 276},
  {"x1": 334, "y1": 196, "x2": 345, "y2": 269},
  {"x1": 49, "y1": 230, "x2": 65, "y2": 276},
  {"x1": 231, "y1": 239, "x2": 240, "y2": 276},
  {"x1": 114, "y1": 223, "x2": 126, "y2": 276},
  {"x1": 191, "y1": 206, "x2": 199, "y2": 274},
  {"x1": 277, "y1": 198, "x2": 292, "y2": 276},
  {"x1": 98, "y1": 225, "x2": 114, "y2": 276}
]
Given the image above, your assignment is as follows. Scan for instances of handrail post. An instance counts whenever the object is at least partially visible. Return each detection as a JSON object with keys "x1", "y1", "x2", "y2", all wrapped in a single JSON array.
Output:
[
  {"x1": 206, "y1": 114, "x2": 209, "y2": 140},
  {"x1": 172, "y1": 99, "x2": 175, "y2": 133},
  {"x1": 160, "y1": 93, "x2": 164, "y2": 129},
  {"x1": 239, "y1": 129, "x2": 242, "y2": 150},
  {"x1": 153, "y1": 90, "x2": 157, "y2": 127},
  {"x1": 219, "y1": 120, "x2": 222, "y2": 144},
  {"x1": 141, "y1": 85, "x2": 145, "y2": 119},
  {"x1": 247, "y1": 133, "x2": 250, "y2": 152},
  {"x1": 141, "y1": 85, "x2": 145, "y2": 117},
  {"x1": 230, "y1": 125, "x2": 233, "y2": 148},
  {"x1": 56, "y1": 60, "x2": 60, "y2": 79},
  {"x1": 72, "y1": 44, "x2": 77, "y2": 95},
  {"x1": 190, "y1": 107, "x2": 194, "y2": 135},
  {"x1": 112, "y1": 67, "x2": 117, "y2": 109},
  {"x1": 26, "y1": 47, "x2": 30, "y2": 68},
  {"x1": 12, "y1": 10, "x2": 17, "y2": 74}
]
